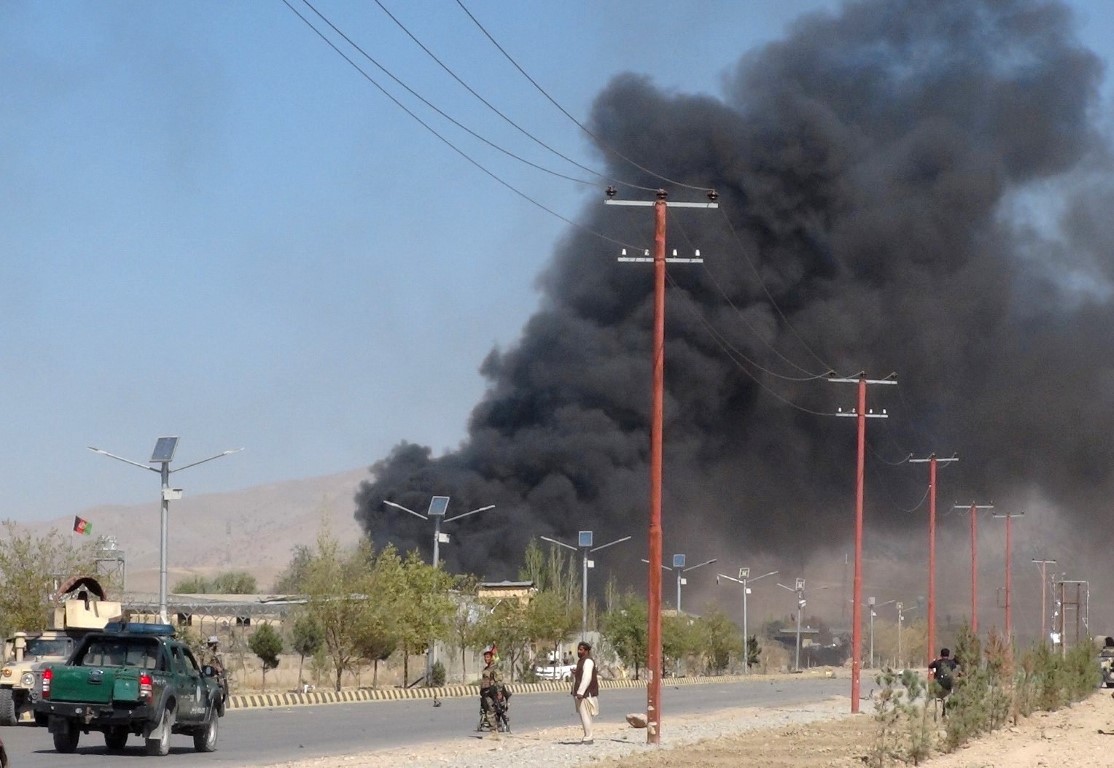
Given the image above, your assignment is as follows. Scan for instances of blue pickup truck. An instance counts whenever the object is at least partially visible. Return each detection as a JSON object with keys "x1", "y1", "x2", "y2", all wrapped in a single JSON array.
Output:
[{"x1": 34, "y1": 622, "x2": 224, "y2": 756}]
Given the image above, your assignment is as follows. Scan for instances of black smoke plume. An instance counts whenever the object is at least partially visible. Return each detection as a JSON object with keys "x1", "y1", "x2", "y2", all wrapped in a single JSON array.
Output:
[{"x1": 356, "y1": 0, "x2": 1114, "y2": 585}]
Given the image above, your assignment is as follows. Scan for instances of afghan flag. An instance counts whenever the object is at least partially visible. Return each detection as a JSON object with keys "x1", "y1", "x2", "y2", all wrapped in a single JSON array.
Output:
[{"x1": 73, "y1": 516, "x2": 91, "y2": 535}]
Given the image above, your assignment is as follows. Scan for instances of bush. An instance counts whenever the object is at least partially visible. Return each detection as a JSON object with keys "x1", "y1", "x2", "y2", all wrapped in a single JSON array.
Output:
[{"x1": 431, "y1": 660, "x2": 446, "y2": 687}]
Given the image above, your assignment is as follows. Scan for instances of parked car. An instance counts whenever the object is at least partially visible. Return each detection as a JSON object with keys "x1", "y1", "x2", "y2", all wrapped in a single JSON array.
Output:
[{"x1": 534, "y1": 663, "x2": 574, "y2": 681}]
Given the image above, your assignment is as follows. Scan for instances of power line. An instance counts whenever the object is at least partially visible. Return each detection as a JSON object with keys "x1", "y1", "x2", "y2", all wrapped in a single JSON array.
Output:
[
  {"x1": 455, "y1": 0, "x2": 714, "y2": 194},
  {"x1": 370, "y1": 0, "x2": 649, "y2": 193},
  {"x1": 280, "y1": 0, "x2": 638, "y2": 251},
  {"x1": 296, "y1": 0, "x2": 595, "y2": 186}
]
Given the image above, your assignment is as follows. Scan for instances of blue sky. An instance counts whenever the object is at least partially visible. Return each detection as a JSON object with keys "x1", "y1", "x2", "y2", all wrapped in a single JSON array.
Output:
[{"x1": 2, "y1": 0, "x2": 1113, "y2": 522}]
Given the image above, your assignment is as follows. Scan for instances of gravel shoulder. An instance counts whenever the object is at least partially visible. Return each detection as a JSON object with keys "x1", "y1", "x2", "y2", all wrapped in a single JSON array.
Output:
[{"x1": 259, "y1": 686, "x2": 1114, "y2": 768}]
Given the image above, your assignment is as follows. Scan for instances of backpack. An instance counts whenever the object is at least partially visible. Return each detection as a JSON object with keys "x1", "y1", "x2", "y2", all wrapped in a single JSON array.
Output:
[{"x1": 934, "y1": 660, "x2": 955, "y2": 691}]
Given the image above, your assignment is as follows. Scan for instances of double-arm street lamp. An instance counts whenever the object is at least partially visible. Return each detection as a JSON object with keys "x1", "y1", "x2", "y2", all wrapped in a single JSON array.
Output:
[
  {"x1": 717, "y1": 568, "x2": 778, "y2": 675},
  {"x1": 540, "y1": 531, "x2": 632, "y2": 639},
  {"x1": 383, "y1": 496, "x2": 494, "y2": 687},
  {"x1": 641, "y1": 554, "x2": 718, "y2": 613},
  {"x1": 89, "y1": 438, "x2": 242, "y2": 624},
  {"x1": 382, "y1": 497, "x2": 494, "y2": 570}
]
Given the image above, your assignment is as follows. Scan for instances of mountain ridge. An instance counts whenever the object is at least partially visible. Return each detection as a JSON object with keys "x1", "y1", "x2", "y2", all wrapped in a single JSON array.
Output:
[{"x1": 18, "y1": 468, "x2": 369, "y2": 593}]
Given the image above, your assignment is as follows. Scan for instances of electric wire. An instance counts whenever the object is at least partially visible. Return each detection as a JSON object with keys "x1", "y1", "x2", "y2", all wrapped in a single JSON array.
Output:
[
  {"x1": 671, "y1": 212, "x2": 831, "y2": 380},
  {"x1": 369, "y1": 0, "x2": 649, "y2": 193},
  {"x1": 455, "y1": 0, "x2": 714, "y2": 195},
  {"x1": 715, "y1": 205, "x2": 835, "y2": 373},
  {"x1": 663, "y1": 269, "x2": 836, "y2": 416},
  {"x1": 281, "y1": 0, "x2": 641, "y2": 251},
  {"x1": 297, "y1": 0, "x2": 595, "y2": 186}
]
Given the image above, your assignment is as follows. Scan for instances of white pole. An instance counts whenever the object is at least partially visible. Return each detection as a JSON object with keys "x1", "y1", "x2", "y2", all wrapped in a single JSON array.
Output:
[
  {"x1": 742, "y1": 579, "x2": 749, "y2": 675},
  {"x1": 582, "y1": 549, "x2": 589, "y2": 640}
]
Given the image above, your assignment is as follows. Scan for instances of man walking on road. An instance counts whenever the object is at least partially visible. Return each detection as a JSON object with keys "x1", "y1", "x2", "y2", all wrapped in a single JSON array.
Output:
[{"x1": 571, "y1": 641, "x2": 599, "y2": 744}]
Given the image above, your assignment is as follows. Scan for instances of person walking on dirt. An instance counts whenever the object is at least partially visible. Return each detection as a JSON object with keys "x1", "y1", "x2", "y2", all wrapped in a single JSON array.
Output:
[
  {"x1": 571, "y1": 641, "x2": 599, "y2": 744},
  {"x1": 928, "y1": 647, "x2": 960, "y2": 716}
]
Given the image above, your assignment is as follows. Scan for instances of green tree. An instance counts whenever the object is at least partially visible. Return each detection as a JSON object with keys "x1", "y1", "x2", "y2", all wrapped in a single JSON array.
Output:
[
  {"x1": 0, "y1": 522, "x2": 98, "y2": 635},
  {"x1": 600, "y1": 593, "x2": 647, "y2": 679},
  {"x1": 248, "y1": 623, "x2": 283, "y2": 692},
  {"x1": 303, "y1": 528, "x2": 374, "y2": 691},
  {"x1": 353, "y1": 605, "x2": 396, "y2": 689},
  {"x1": 290, "y1": 613, "x2": 324, "y2": 687},
  {"x1": 448, "y1": 575, "x2": 484, "y2": 683},
  {"x1": 389, "y1": 550, "x2": 455, "y2": 686},
  {"x1": 520, "y1": 538, "x2": 579, "y2": 605},
  {"x1": 697, "y1": 609, "x2": 743, "y2": 674},
  {"x1": 662, "y1": 613, "x2": 700, "y2": 675},
  {"x1": 210, "y1": 571, "x2": 257, "y2": 594},
  {"x1": 273, "y1": 544, "x2": 313, "y2": 593},
  {"x1": 475, "y1": 597, "x2": 531, "y2": 683},
  {"x1": 526, "y1": 589, "x2": 579, "y2": 660},
  {"x1": 172, "y1": 575, "x2": 210, "y2": 594}
]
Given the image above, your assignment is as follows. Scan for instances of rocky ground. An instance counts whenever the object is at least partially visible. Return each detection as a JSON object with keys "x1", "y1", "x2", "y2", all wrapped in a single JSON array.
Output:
[{"x1": 262, "y1": 689, "x2": 1114, "y2": 768}]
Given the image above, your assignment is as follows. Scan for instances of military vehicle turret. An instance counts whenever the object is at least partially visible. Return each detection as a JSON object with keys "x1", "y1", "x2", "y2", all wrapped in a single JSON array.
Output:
[{"x1": 0, "y1": 576, "x2": 121, "y2": 725}]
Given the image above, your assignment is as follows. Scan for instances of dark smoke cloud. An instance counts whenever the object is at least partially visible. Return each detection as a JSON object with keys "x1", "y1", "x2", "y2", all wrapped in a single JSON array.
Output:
[{"x1": 355, "y1": 0, "x2": 1114, "y2": 585}]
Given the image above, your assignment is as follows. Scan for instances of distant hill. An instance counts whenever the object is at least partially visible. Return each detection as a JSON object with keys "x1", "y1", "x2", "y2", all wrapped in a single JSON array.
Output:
[{"x1": 22, "y1": 468, "x2": 368, "y2": 594}]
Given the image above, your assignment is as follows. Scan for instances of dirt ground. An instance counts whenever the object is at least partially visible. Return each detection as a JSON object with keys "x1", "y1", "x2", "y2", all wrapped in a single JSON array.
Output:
[
  {"x1": 592, "y1": 691, "x2": 1114, "y2": 768},
  {"x1": 264, "y1": 689, "x2": 1114, "y2": 768}
]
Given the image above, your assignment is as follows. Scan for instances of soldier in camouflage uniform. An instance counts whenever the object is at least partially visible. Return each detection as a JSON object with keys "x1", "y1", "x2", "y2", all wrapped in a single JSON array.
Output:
[{"x1": 478, "y1": 646, "x2": 502, "y2": 731}]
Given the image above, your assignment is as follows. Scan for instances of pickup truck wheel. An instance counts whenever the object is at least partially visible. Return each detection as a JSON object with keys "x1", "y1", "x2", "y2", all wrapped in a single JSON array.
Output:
[
  {"x1": 53, "y1": 724, "x2": 80, "y2": 753},
  {"x1": 105, "y1": 727, "x2": 129, "y2": 751},
  {"x1": 145, "y1": 705, "x2": 174, "y2": 756},
  {"x1": 0, "y1": 689, "x2": 16, "y2": 726},
  {"x1": 193, "y1": 710, "x2": 219, "y2": 752}
]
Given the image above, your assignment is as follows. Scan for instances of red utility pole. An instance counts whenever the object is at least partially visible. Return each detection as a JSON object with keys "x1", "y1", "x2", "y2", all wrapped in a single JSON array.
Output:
[
  {"x1": 956, "y1": 503, "x2": 994, "y2": 635},
  {"x1": 606, "y1": 187, "x2": 717, "y2": 745},
  {"x1": 909, "y1": 454, "x2": 958, "y2": 663},
  {"x1": 829, "y1": 371, "x2": 896, "y2": 714},
  {"x1": 993, "y1": 510, "x2": 1024, "y2": 641}
]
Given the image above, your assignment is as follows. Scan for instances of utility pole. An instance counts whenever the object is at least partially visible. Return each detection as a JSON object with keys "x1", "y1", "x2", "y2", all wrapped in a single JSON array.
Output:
[
  {"x1": 605, "y1": 186, "x2": 718, "y2": 745},
  {"x1": 992, "y1": 510, "x2": 1023, "y2": 641},
  {"x1": 955, "y1": 503, "x2": 994, "y2": 635},
  {"x1": 1032, "y1": 558, "x2": 1057, "y2": 642},
  {"x1": 829, "y1": 372, "x2": 897, "y2": 714},
  {"x1": 909, "y1": 453, "x2": 958, "y2": 664}
]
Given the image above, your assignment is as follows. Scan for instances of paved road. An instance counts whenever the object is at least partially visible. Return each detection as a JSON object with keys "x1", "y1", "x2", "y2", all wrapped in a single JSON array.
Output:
[{"x1": 2, "y1": 676, "x2": 849, "y2": 767}]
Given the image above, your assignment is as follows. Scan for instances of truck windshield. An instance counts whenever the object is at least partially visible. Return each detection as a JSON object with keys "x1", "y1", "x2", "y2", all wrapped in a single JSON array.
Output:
[{"x1": 26, "y1": 637, "x2": 73, "y2": 658}]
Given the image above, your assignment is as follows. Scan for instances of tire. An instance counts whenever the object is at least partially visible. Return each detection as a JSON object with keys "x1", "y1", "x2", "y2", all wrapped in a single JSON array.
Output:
[
  {"x1": 193, "y1": 710, "x2": 219, "y2": 752},
  {"x1": 145, "y1": 705, "x2": 174, "y2": 757},
  {"x1": 105, "y1": 727, "x2": 129, "y2": 751},
  {"x1": 53, "y1": 723, "x2": 80, "y2": 753},
  {"x1": 0, "y1": 689, "x2": 16, "y2": 726}
]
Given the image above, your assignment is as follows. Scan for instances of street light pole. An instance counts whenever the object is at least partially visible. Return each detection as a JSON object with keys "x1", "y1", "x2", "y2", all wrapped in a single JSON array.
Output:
[
  {"x1": 717, "y1": 568, "x2": 777, "y2": 675},
  {"x1": 896, "y1": 602, "x2": 904, "y2": 667},
  {"x1": 673, "y1": 555, "x2": 717, "y2": 614},
  {"x1": 383, "y1": 497, "x2": 494, "y2": 686},
  {"x1": 868, "y1": 596, "x2": 876, "y2": 669},
  {"x1": 541, "y1": 532, "x2": 632, "y2": 640},
  {"x1": 89, "y1": 439, "x2": 242, "y2": 624},
  {"x1": 778, "y1": 579, "x2": 807, "y2": 672}
]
